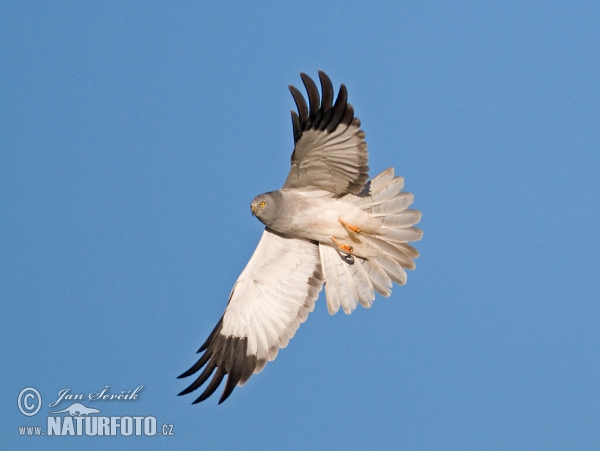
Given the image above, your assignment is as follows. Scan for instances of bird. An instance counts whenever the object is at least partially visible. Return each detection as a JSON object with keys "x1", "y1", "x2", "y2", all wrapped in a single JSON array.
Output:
[{"x1": 178, "y1": 71, "x2": 423, "y2": 404}]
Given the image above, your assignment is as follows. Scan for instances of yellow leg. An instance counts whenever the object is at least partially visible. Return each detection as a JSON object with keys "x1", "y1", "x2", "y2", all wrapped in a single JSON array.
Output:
[
  {"x1": 338, "y1": 218, "x2": 361, "y2": 233},
  {"x1": 332, "y1": 237, "x2": 353, "y2": 253}
]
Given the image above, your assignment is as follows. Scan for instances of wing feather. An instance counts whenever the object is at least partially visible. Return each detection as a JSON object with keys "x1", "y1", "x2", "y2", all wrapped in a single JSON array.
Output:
[
  {"x1": 179, "y1": 229, "x2": 323, "y2": 404},
  {"x1": 284, "y1": 71, "x2": 369, "y2": 196}
]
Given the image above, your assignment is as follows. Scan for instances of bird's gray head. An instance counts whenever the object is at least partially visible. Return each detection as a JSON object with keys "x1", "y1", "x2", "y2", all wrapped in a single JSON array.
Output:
[{"x1": 250, "y1": 191, "x2": 282, "y2": 227}]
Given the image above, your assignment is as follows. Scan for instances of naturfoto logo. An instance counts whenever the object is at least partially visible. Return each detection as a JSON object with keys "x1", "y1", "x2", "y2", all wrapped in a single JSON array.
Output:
[{"x1": 17, "y1": 385, "x2": 175, "y2": 438}]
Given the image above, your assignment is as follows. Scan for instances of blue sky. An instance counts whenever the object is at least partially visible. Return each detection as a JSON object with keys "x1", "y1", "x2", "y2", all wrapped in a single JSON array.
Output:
[{"x1": 2, "y1": 1, "x2": 599, "y2": 449}]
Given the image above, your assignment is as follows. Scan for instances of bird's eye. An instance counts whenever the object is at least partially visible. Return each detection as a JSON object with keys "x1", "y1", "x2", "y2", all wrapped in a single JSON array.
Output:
[{"x1": 259, "y1": 202, "x2": 266, "y2": 208}]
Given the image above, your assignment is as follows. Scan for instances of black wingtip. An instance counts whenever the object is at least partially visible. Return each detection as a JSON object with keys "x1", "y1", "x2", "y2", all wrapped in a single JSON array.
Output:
[
  {"x1": 177, "y1": 386, "x2": 194, "y2": 396},
  {"x1": 342, "y1": 103, "x2": 354, "y2": 126},
  {"x1": 217, "y1": 389, "x2": 234, "y2": 405},
  {"x1": 290, "y1": 110, "x2": 301, "y2": 142},
  {"x1": 288, "y1": 84, "x2": 308, "y2": 124},
  {"x1": 300, "y1": 72, "x2": 320, "y2": 116},
  {"x1": 318, "y1": 71, "x2": 334, "y2": 112},
  {"x1": 218, "y1": 380, "x2": 235, "y2": 404},
  {"x1": 290, "y1": 70, "x2": 353, "y2": 137},
  {"x1": 192, "y1": 367, "x2": 226, "y2": 404},
  {"x1": 180, "y1": 323, "x2": 256, "y2": 404},
  {"x1": 324, "y1": 83, "x2": 348, "y2": 133}
]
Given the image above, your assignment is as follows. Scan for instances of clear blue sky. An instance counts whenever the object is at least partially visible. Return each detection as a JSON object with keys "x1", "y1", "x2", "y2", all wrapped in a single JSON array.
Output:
[{"x1": 2, "y1": 1, "x2": 599, "y2": 449}]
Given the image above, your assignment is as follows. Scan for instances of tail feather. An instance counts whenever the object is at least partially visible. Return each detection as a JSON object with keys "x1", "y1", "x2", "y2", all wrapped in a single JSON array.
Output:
[
  {"x1": 320, "y1": 245, "x2": 376, "y2": 314},
  {"x1": 395, "y1": 242, "x2": 420, "y2": 258},
  {"x1": 364, "y1": 177, "x2": 405, "y2": 205},
  {"x1": 320, "y1": 245, "x2": 342, "y2": 314},
  {"x1": 357, "y1": 167, "x2": 396, "y2": 198},
  {"x1": 372, "y1": 252, "x2": 407, "y2": 285},
  {"x1": 319, "y1": 168, "x2": 421, "y2": 315},
  {"x1": 363, "y1": 236, "x2": 416, "y2": 270},
  {"x1": 321, "y1": 245, "x2": 357, "y2": 315},
  {"x1": 367, "y1": 192, "x2": 414, "y2": 215},
  {"x1": 378, "y1": 226, "x2": 423, "y2": 243},
  {"x1": 381, "y1": 209, "x2": 422, "y2": 228},
  {"x1": 360, "y1": 259, "x2": 392, "y2": 297},
  {"x1": 336, "y1": 266, "x2": 360, "y2": 314},
  {"x1": 350, "y1": 260, "x2": 376, "y2": 308}
]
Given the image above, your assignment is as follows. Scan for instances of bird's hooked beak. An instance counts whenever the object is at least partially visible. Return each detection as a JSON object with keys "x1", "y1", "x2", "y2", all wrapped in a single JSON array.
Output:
[{"x1": 251, "y1": 203, "x2": 256, "y2": 216}]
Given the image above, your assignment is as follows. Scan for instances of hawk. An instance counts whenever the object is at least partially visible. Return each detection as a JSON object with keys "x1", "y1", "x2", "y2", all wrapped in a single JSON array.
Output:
[{"x1": 179, "y1": 71, "x2": 422, "y2": 404}]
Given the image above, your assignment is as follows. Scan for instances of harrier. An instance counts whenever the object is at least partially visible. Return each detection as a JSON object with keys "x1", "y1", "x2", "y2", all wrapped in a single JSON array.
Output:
[{"x1": 179, "y1": 71, "x2": 422, "y2": 404}]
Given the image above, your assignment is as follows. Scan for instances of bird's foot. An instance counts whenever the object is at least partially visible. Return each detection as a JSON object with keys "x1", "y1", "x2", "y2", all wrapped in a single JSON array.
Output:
[
  {"x1": 331, "y1": 237, "x2": 354, "y2": 253},
  {"x1": 338, "y1": 218, "x2": 361, "y2": 233}
]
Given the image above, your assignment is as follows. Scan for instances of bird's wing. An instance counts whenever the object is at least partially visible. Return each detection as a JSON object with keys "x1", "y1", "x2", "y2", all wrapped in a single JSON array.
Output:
[
  {"x1": 178, "y1": 229, "x2": 323, "y2": 404},
  {"x1": 283, "y1": 71, "x2": 369, "y2": 196}
]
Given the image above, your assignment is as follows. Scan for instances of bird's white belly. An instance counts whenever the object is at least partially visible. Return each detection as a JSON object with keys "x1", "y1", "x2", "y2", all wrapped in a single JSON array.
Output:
[
  {"x1": 300, "y1": 208, "x2": 348, "y2": 242},
  {"x1": 279, "y1": 191, "x2": 373, "y2": 244}
]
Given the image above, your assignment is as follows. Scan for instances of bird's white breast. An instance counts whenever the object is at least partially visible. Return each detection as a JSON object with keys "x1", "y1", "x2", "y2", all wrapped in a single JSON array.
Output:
[{"x1": 276, "y1": 190, "x2": 373, "y2": 244}]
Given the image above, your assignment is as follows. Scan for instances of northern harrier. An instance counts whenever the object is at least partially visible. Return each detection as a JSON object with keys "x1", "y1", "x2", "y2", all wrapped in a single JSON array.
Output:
[{"x1": 179, "y1": 71, "x2": 422, "y2": 404}]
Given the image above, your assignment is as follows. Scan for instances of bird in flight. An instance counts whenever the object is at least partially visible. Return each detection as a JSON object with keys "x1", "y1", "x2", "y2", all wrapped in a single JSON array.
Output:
[{"x1": 179, "y1": 71, "x2": 423, "y2": 404}]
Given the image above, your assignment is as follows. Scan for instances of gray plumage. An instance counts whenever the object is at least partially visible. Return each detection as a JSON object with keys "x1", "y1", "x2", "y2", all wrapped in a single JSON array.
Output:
[{"x1": 179, "y1": 71, "x2": 422, "y2": 404}]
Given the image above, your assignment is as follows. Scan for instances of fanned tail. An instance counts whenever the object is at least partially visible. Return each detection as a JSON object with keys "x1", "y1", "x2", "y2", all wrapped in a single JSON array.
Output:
[
  {"x1": 321, "y1": 168, "x2": 422, "y2": 315},
  {"x1": 319, "y1": 245, "x2": 377, "y2": 314}
]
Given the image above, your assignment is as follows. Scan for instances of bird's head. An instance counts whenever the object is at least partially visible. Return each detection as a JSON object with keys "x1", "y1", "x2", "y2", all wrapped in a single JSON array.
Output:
[{"x1": 250, "y1": 191, "x2": 281, "y2": 227}]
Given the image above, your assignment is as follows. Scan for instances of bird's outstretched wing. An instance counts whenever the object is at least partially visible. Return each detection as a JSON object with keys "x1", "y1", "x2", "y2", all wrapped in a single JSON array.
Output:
[
  {"x1": 283, "y1": 71, "x2": 369, "y2": 196},
  {"x1": 178, "y1": 229, "x2": 323, "y2": 404}
]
